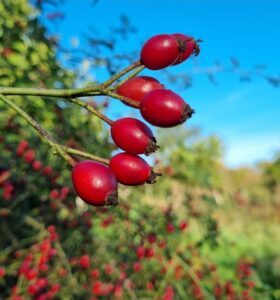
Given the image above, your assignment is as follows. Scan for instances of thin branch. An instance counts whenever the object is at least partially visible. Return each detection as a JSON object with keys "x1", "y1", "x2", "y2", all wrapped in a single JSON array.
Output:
[
  {"x1": 113, "y1": 65, "x2": 145, "y2": 90},
  {"x1": 67, "y1": 97, "x2": 113, "y2": 125},
  {"x1": 0, "y1": 86, "x2": 102, "y2": 98},
  {"x1": 102, "y1": 90, "x2": 139, "y2": 107},
  {"x1": 60, "y1": 144, "x2": 109, "y2": 165},
  {"x1": 102, "y1": 60, "x2": 142, "y2": 88}
]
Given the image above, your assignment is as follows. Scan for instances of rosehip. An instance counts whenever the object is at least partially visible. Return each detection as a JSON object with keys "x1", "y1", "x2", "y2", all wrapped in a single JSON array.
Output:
[
  {"x1": 133, "y1": 262, "x2": 141, "y2": 272},
  {"x1": 172, "y1": 34, "x2": 200, "y2": 65},
  {"x1": 117, "y1": 76, "x2": 164, "y2": 108},
  {"x1": 72, "y1": 160, "x2": 118, "y2": 206},
  {"x1": 141, "y1": 34, "x2": 179, "y2": 70},
  {"x1": 179, "y1": 220, "x2": 189, "y2": 231},
  {"x1": 0, "y1": 267, "x2": 5, "y2": 278},
  {"x1": 32, "y1": 160, "x2": 42, "y2": 171},
  {"x1": 140, "y1": 89, "x2": 194, "y2": 128},
  {"x1": 109, "y1": 152, "x2": 159, "y2": 185},
  {"x1": 111, "y1": 117, "x2": 159, "y2": 155},
  {"x1": 16, "y1": 140, "x2": 29, "y2": 156},
  {"x1": 80, "y1": 255, "x2": 90, "y2": 269},
  {"x1": 24, "y1": 149, "x2": 36, "y2": 163}
]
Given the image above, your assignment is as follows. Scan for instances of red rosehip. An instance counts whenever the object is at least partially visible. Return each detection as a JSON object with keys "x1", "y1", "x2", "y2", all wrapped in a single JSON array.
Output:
[
  {"x1": 145, "y1": 248, "x2": 154, "y2": 258},
  {"x1": 50, "y1": 189, "x2": 59, "y2": 200},
  {"x1": 179, "y1": 220, "x2": 189, "y2": 231},
  {"x1": 25, "y1": 268, "x2": 38, "y2": 280},
  {"x1": 42, "y1": 166, "x2": 52, "y2": 176},
  {"x1": 133, "y1": 262, "x2": 141, "y2": 272},
  {"x1": 166, "y1": 223, "x2": 175, "y2": 233},
  {"x1": 147, "y1": 233, "x2": 157, "y2": 244},
  {"x1": 117, "y1": 76, "x2": 164, "y2": 108},
  {"x1": 16, "y1": 140, "x2": 29, "y2": 156},
  {"x1": 109, "y1": 152, "x2": 159, "y2": 186},
  {"x1": 140, "y1": 89, "x2": 194, "y2": 128},
  {"x1": 72, "y1": 161, "x2": 118, "y2": 206},
  {"x1": 32, "y1": 160, "x2": 42, "y2": 171},
  {"x1": 136, "y1": 246, "x2": 145, "y2": 260},
  {"x1": 28, "y1": 284, "x2": 39, "y2": 295},
  {"x1": 111, "y1": 117, "x2": 159, "y2": 155},
  {"x1": 91, "y1": 269, "x2": 100, "y2": 279},
  {"x1": 80, "y1": 255, "x2": 90, "y2": 269},
  {"x1": 24, "y1": 149, "x2": 36, "y2": 163},
  {"x1": 0, "y1": 267, "x2": 5, "y2": 278},
  {"x1": 172, "y1": 34, "x2": 200, "y2": 65},
  {"x1": 141, "y1": 34, "x2": 179, "y2": 70}
]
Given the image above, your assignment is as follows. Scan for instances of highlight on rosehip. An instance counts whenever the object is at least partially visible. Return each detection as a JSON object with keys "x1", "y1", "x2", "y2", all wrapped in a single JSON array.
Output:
[{"x1": 0, "y1": 1, "x2": 278, "y2": 299}]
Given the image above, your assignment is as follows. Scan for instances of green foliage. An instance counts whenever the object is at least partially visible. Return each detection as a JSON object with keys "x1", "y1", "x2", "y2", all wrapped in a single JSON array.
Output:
[{"x1": 157, "y1": 127, "x2": 223, "y2": 188}]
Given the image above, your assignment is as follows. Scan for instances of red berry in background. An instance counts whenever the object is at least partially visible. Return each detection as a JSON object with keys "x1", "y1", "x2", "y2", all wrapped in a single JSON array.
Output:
[
  {"x1": 145, "y1": 248, "x2": 155, "y2": 258},
  {"x1": 24, "y1": 149, "x2": 36, "y2": 163},
  {"x1": 91, "y1": 269, "x2": 100, "y2": 279},
  {"x1": 117, "y1": 76, "x2": 164, "y2": 108},
  {"x1": 16, "y1": 140, "x2": 29, "y2": 156},
  {"x1": 80, "y1": 255, "x2": 90, "y2": 269},
  {"x1": 136, "y1": 246, "x2": 145, "y2": 260},
  {"x1": 172, "y1": 33, "x2": 200, "y2": 65},
  {"x1": 166, "y1": 223, "x2": 175, "y2": 233},
  {"x1": 140, "y1": 89, "x2": 194, "y2": 128},
  {"x1": 141, "y1": 34, "x2": 179, "y2": 70},
  {"x1": 133, "y1": 262, "x2": 141, "y2": 272},
  {"x1": 111, "y1": 117, "x2": 159, "y2": 155},
  {"x1": 0, "y1": 267, "x2": 5, "y2": 278},
  {"x1": 42, "y1": 166, "x2": 52, "y2": 176},
  {"x1": 50, "y1": 189, "x2": 59, "y2": 200},
  {"x1": 179, "y1": 220, "x2": 189, "y2": 231},
  {"x1": 147, "y1": 233, "x2": 157, "y2": 244},
  {"x1": 3, "y1": 182, "x2": 14, "y2": 200},
  {"x1": 72, "y1": 160, "x2": 118, "y2": 206},
  {"x1": 32, "y1": 160, "x2": 42, "y2": 171},
  {"x1": 109, "y1": 152, "x2": 159, "y2": 185}
]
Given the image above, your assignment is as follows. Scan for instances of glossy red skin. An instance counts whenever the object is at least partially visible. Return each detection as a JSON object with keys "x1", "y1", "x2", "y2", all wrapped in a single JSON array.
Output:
[
  {"x1": 140, "y1": 34, "x2": 179, "y2": 70},
  {"x1": 140, "y1": 89, "x2": 187, "y2": 128},
  {"x1": 111, "y1": 117, "x2": 156, "y2": 155},
  {"x1": 109, "y1": 152, "x2": 151, "y2": 186},
  {"x1": 172, "y1": 33, "x2": 197, "y2": 65},
  {"x1": 117, "y1": 76, "x2": 164, "y2": 108},
  {"x1": 71, "y1": 161, "x2": 118, "y2": 206}
]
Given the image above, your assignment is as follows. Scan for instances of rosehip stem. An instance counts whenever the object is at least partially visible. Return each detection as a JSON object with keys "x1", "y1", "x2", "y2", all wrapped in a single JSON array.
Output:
[
  {"x1": 0, "y1": 86, "x2": 103, "y2": 98},
  {"x1": 0, "y1": 94, "x2": 76, "y2": 167},
  {"x1": 102, "y1": 90, "x2": 139, "y2": 108},
  {"x1": 60, "y1": 145, "x2": 109, "y2": 165},
  {"x1": 67, "y1": 97, "x2": 113, "y2": 125},
  {"x1": 102, "y1": 60, "x2": 142, "y2": 88},
  {"x1": 113, "y1": 65, "x2": 145, "y2": 90}
]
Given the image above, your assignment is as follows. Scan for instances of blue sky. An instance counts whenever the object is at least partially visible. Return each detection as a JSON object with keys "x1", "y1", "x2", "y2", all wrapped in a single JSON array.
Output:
[{"x1": 43, "y1": 0, "x2": 280, "y2": 168}]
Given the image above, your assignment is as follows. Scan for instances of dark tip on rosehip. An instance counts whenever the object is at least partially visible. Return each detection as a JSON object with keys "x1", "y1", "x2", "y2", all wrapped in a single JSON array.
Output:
[
  {"x1": 172, "y1": 34, "x2": 201, "y2": 65},
  {"x1": 110, "y1": 117, "x2": 159, "y2": 155},
  {"x1": 72, "y1": 160, "x2": 118, "y2": 207}
]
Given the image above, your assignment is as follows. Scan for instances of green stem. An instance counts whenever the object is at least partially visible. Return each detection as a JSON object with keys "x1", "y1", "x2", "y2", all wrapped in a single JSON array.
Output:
[
  {"x1": 60, "y1": 144, "x2": 109, "y2": 165},
  {"x1": 0, "y1": 94, "x2": 76, "y2": 167},
  {"x1": 0, "y1": 85, "x2": 102, "y2": 98},
  {"x1": 102, "y1": 60, "x2": 142, "y2": 88},
  {"x1": 113, "y1": 65, "x2": 145, "y2": 90},
  {"x1": 102, "y1": 90, "x2": 139, "y2": 108},
  {"x1": 67, "y1": 97, "x2": 113, "y2": 125}
]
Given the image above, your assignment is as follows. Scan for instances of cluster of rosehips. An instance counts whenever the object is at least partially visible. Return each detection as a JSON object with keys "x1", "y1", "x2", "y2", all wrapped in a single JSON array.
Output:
[
  {"x1": 72, "y1": 34, "x2": 200, "y2": 207},
  {"x1": 9, "y1": 226, "x2": 60, "y2": 300}
]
